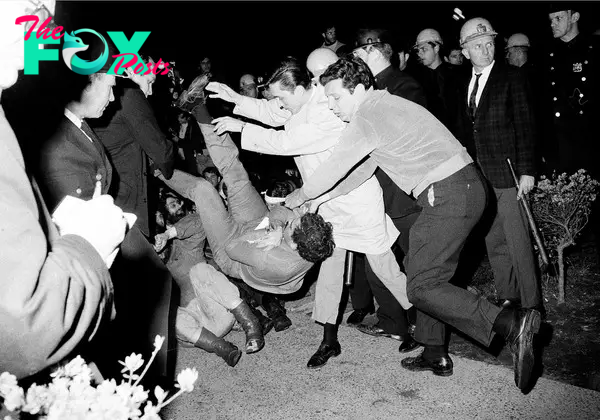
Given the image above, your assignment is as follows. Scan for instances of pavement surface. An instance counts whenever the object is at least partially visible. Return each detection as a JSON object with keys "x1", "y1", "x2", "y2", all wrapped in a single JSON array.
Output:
[{"x1": 161, "y1": 294, "x2": 600, "y2": 420}]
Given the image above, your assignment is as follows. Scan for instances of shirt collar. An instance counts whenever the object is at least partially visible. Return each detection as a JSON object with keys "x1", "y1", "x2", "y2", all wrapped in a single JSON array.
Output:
[
  {"x1": 64, "y1": 108, "x2": 83, "y2": 128},
  {"x1": 472, "y1": 60, "x2": 495, "y2": 78}
]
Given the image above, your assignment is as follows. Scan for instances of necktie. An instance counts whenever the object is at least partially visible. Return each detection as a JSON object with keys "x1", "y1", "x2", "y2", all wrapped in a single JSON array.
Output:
[
  {"x1": 80, "y1": 119, "x2": 109, "y2": 169},
  {"x1": 469, "y1": 73, "x2": 482, "y2": 120},
  {"x1": 80, "y1": 119, "x2": 100, "y2": 143}
]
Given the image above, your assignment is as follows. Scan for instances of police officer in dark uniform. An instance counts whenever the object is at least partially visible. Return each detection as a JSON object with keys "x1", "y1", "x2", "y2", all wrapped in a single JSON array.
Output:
[
  {"x1": 542, "y1": 4, "x2": 599, "y2": 175},
  {"x1": 542, "y1": 3, "x2": 600, "y2": 251}
]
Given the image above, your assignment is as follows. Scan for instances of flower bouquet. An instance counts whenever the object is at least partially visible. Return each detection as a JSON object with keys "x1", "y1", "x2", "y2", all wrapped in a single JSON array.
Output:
[{"x1": 0, "y1": 336, "x2": 197, "y2": 419}]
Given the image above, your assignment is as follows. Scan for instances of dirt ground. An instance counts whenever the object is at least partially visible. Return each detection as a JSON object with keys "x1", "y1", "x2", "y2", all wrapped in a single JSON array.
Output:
[{"x1": 450, "y1": 243, "x2": 600, "y2": 391}]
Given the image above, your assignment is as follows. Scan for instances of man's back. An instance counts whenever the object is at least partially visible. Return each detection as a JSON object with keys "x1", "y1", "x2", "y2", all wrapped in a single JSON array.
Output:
[{"x1": 93, "y1": 82, "x2": 176, "y2": 235}]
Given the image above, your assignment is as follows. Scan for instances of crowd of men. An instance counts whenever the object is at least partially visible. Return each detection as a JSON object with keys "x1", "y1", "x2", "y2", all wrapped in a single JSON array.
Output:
[{"x1": 0, "y1": 0, "x2": 598, "y2": 399}]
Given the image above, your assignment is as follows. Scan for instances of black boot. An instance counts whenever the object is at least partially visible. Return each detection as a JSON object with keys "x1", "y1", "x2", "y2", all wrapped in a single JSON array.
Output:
[
  {"x1": 262, "y1": 294, "x2": 292, "y2": 332},
  {"x1": 231, "y1": 301, "x2": 265, "y2": 354},
  {"x1": 194, "y1": 328, "x2": 242, "y2": 367},
  {"x1": 251, "y1": 305, "x2": 274, "y2": 336}
]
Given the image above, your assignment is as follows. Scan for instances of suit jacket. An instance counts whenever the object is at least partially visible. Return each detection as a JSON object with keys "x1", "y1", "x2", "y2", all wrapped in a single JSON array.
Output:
[
  {"x1": 0, "y1": 108, "x2": 112, "y2": 379},
  {"x1": 413, "y1": 62, "x2": 461, "y2": 135},
  {"x1": 455, "y1": 63, "x2": 537, "y2": 189},
  {"x1": 93, "y1": 81, "x2": 175, "y2": 236},
  {"x1": 373, "y1": 65, "x2": 424, "y2": 219},
  {"x1": 374, "y1": 65, "x2": 428, "y2": 108},
  {"x1": 37, "y1": 116, "x2": 113, "y2": 212}
]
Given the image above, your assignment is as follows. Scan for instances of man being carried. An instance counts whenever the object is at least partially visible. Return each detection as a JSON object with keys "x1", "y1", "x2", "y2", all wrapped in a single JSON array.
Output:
[
  {"x1": 206, "y1": 55, "x2": 411, "y2": 369},
  {"x1": 156, "y1": 124, "x2": 335, "y2": 359}
]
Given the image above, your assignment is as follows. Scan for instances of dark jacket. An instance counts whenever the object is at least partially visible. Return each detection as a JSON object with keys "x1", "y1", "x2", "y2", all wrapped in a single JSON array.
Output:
[
  {"x1": 455, "y1": 63, "x2": 537, "y2": 189},
  {"x1": 413, "y1": 62, "x2": 461, "y2": 134},
  {"x1": 92, "y1": 81, "x2": 176, "y2": 236},
  {"x1": 37, "y1": 116, "x2": 113, "y2": 212},
  {"x1": 539, "y1": 33, "x2": 600, "y2": 174},
  {"x1": 1, "y1": 111, "x2": 112, "y2": 379},
  {"x1": 374, "y1": 65, "x2": 428, "y2": 108}
]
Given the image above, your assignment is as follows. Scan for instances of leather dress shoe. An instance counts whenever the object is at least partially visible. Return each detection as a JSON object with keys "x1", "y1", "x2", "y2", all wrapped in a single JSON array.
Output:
[
  {"x1": 273, "y1": 314, "x2": 293, "y2": 332},
  {"x1": 307, "y1": 341, "x2": 341, "y2": 369},
  {"x1": 398, "y1": 336, "x2": 421, "y2": 353},
  {"x1": 401, "y1": 354, "x2": 453, "y2": 377},
  {"x1": 346, "y1": 306, "x2": 375, "y2": 325},
  {"x1": 505, "y1": 308, "x2": 542, "y2": 391},
  {"x1": 356, "y1": 324, "x2": 401, "y2": 340}
]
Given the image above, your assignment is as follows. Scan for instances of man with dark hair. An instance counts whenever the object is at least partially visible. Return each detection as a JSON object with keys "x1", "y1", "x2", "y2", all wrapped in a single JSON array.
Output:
[
  {"x1": 348, "y1": 27, "x2": 426, "y2": 351},
  {"x1": 37, "y1": 53, "x2": 176, "y2": 385},
  {"x1": 285, "y1": 55, "x2": 542, "y2": 392},
  {"x1": 206, "y1": 55, "x2": 411, "y2": 369},
  {"x1": 322, "y1": 24, "x2": 346, "y2": 53},
  {"x1": 158, "y1": 123, "x2": 335, "y2": 297}
]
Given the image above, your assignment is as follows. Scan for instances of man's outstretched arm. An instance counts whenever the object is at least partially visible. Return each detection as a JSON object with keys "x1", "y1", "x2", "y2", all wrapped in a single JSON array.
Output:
[
  {"x1": 285, "y1": 117, "x2": 379, "y2": 208},
  {"x1": 206, "y1": 82, "x2": 290, "y2": 127}
]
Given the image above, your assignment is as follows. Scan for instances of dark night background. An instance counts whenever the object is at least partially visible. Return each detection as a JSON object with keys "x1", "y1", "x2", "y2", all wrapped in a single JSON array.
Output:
[
  {"x1": 4, "y1": 1, "x2": 599, "y2": 166},
  {"x1": 51, "y1": 1, "x2": 599, "y2": 84}
]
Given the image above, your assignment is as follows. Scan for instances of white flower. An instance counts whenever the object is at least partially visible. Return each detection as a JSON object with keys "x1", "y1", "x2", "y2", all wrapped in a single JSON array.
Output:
[
  {"x1": 95, "y1": 378, "x2": 118, "y2": 397},
  {"x1": 0, "y1": 372, "x2": 18, "y2": 396},
  {"x1": 119, "y1": 353, "x2": 144, "y2": 374},
  {"x1": 3, "y1": 386, "x2": 25, "y2": 411},
  {"x1": 154, "y1": 385, "x2": 167, "y2": 405},
  {"x1": 153, "y1": 335, "x2": 165, "y2": 352},
  {"x1": 22, "y1": 383, "x2": 51, "y2": 414},
  {"x1": 176, "y1": 368, "x2": 198, "y2": 393},
  {"x1": 141, "y1": 401, "x2": 162, "y2": 420}
]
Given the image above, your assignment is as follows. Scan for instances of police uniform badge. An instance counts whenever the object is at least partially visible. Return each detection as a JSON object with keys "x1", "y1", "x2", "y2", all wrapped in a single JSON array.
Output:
[{"x1": 573, "y1": 62, "x2": 583, "y2": 72}]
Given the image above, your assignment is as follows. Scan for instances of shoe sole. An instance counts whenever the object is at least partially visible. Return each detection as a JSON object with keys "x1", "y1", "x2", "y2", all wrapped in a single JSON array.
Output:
[
  {"x1": 357, "y1": 327, "x2": 401, "y2": 341},
  {"x1": 401, "y1": 363, "x2": 453, "y2": 377},
  {"x1": 400, "y1": 360, "x2": 453, "y2": 377},
  {"x1": 515, "y1": 309, "x2": 541, "y2": 390}
]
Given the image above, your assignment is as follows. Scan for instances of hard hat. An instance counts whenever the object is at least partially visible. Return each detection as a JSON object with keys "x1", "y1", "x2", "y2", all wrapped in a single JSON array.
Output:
[
  {"x1": 459, "y1": 17, "x2": 498, "y2": 46},
  {"x1": 505, "y1": 33, "x2": 530, "y2": 49},
  {"x1": 414, "y1": 28, "x2": 443, "y2": 49},
  {"x1": 306, "y1": 48, "x2": 339, "y2": 79}
]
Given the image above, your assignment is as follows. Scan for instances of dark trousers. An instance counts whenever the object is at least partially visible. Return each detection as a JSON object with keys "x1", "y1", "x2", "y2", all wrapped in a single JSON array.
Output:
[
  {"x1": 482, "y1": 186, "x2": 542, "y2": 308},
  {"x1": 350, "y1": 211, "x2": 420, "y2": 334},
  {"x1": 407, "y1": 164, "x2": 502, "y2": 347},
  {"x1": 90, "y1": 227, "x2": 176, "y2": 386}
]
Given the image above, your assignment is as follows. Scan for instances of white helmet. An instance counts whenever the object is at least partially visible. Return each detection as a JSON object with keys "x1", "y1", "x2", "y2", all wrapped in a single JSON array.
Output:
[
  {"x1": 505, "y1": 33, "x2": 530, "y2": 49},
  {"x1": 459, "y1": 17, "x2": 498, "y2": 46},
  {"x1": 306, "y1": 48, "x2": 339, "y2": 79},
  {"x1": 414, "y1": 28, "x2": 443, "y2": 49}
]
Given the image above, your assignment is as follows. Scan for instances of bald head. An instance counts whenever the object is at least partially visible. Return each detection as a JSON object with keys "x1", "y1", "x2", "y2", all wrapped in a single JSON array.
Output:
[
  {"x1": 239, "y1": 73, "x2": 258, "y2": 98},
  {"x1": 306, "y1": 48, "x2": 339, "y2": 82}
]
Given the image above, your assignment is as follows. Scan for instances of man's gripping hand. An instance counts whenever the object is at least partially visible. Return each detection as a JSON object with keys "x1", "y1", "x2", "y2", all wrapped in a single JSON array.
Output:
[{"x1": 285, "y1": 189, "x2": 308, "y2": 209}]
